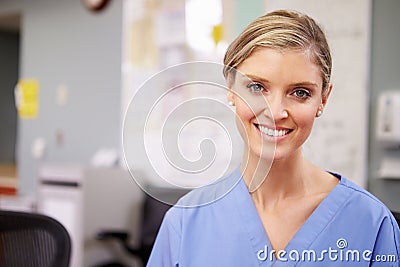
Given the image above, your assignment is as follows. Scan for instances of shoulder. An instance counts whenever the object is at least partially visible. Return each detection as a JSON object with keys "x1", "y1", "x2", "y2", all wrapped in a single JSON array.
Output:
[
  {"x1": 161, "y1": 166, "x2": 244, "y2": 230},
  {"x1": 175, "y1": 166, "x2": 243, "y2": 208},
  {"x1": 335, "y1": 173, "x2": 398, "y2": 227},
  {"x1": 336, "y1": 174, "x2": 387, "y2": 208},
  {"x1": 329, "y1": 174, "x2": 400, "y2": 258}
]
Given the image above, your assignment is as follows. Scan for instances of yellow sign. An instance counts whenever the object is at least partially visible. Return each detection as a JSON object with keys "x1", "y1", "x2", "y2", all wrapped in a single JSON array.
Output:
[
  {"x1": 15, "y1": 79, "x2": 39, "y2": 119},
  {"x1": 212, "y1": 23, "x2": 223, "y2": 46}
]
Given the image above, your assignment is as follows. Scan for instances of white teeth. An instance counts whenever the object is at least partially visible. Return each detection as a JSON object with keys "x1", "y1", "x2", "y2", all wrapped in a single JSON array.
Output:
[{"x1": 258, "y1": 125, "x2": 290, "y2": 137}]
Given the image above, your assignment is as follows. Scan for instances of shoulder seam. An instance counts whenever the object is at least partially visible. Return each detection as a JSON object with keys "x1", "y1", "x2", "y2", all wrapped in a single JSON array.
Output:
[
  {"x1": 164, "y1": 207, "x2": 182, "y2": 265},
  {"x1": 165, "y1": 207, "x2": 182, "y2": 238},
  {"x1": 338, "y1": 182, "x2": 386, "y2": 207}
]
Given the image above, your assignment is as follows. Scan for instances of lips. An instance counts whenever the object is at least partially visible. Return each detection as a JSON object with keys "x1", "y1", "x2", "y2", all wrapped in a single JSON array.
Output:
[{"x1": 254, "y1": 124, "x2": 293, "y2": 137}]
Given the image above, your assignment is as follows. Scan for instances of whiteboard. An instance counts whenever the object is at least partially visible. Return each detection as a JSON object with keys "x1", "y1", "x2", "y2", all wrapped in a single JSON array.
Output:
[{"x1": 264, "y1": 0, "x2": 371, "y2": 187}]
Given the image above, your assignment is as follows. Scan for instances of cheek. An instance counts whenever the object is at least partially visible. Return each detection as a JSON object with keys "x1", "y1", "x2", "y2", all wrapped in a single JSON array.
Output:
[
  {"x1": 293, "y1": 106, "x2": 317, "y2": 130},
  {"x1": 234, "y1": 96, "x2": 265, "y2": 123},
  {"x1": 234, "y1": 101, "x2": 256, "y2": 140},
  {"x1": 235, "y1": 103, "x2": 253, "y2": 122}
]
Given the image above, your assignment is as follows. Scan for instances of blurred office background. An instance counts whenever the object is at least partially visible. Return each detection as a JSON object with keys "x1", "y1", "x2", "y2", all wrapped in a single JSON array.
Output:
[{"x1": 0, "y1": 0, "x2": 399, "y2": 266}]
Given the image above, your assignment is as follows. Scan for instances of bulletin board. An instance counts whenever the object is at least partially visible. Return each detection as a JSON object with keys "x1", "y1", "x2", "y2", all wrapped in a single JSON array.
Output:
[{"x1": 265, "y1": 0, "x2": 371, "y2": 187}]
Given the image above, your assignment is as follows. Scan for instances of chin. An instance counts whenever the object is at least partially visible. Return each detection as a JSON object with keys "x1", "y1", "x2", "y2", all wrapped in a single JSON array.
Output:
[
  {"x1": 246, "y1": 143, "x2": 276, "y2": 163},
  {"x1": 273, "y1": 146, "x2": 304, "y2": 163}
]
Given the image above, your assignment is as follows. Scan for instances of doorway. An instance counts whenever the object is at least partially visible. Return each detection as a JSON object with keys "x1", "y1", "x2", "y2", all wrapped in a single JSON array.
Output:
[{"x1": 0, "y1": 12, "x2": 20, "y2": 195}]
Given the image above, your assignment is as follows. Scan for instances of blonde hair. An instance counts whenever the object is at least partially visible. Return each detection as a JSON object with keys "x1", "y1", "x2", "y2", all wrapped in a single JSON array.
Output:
[{"x1": 223, "y1": 10, "x2": 332, "y2": 94}]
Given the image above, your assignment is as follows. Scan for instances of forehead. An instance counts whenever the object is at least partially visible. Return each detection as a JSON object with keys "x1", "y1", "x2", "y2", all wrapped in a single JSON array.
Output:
[{"x1": 236, "y1": 47, "x2": 323, "y2": 87}]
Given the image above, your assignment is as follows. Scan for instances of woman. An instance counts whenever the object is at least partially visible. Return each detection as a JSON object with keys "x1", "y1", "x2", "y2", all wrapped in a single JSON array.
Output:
[{"x1": 147, "y1": 10, "x2": 400, "y2": 266}]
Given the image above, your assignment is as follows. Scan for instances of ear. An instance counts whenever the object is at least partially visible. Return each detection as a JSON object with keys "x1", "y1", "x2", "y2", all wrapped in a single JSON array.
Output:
[
  {"x1": 227, "y1": 89, "x2": 235, "y2": 104},
  {"x1": 321, "y1": 82, "x2": 333, "y2": 106}
]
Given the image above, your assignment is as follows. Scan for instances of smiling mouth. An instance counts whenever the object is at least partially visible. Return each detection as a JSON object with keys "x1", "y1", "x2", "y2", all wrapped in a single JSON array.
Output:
[{"x1": 254, "y1": 124, "x2": 293, "y2": 137}]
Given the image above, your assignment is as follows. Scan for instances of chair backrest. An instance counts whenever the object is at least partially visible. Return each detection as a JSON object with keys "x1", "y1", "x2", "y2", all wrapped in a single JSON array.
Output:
[
  {"x1": 392, "y1": 211, "x2": 400, "y2": 227},
  {"x1": 138, "y1": 187, "x2": 189, "y2": 265},
  {"x1": 0, "y1": 210, "x2": 71, "y2": 267},
  {"x1": 140, "y1": 195, "x2": 172, "y2": 248},
  {"x1": 140, "y1": 187, "x2": 189, "y2": 248}
]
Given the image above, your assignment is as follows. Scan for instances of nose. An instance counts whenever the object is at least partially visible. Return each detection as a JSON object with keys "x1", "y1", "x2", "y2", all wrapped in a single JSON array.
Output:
[{"x1": 263, "y1": 94, "x2": 288, "y2": 120}]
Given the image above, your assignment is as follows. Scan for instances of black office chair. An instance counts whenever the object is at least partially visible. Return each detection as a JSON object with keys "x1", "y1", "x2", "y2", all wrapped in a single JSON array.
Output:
[
  {"x1": 95, "y1": 193, "x2": 173, "y2": 267},
  {"x1": 0, "y1": 210, "x2": 71, "y2": 267},
  {"x1": 391, "y1": 210, "x2": 400, "y2": 227}
]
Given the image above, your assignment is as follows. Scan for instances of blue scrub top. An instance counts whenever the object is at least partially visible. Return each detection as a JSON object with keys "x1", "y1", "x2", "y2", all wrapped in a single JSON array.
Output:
[{"x1": 147, "y1": 166, "x2": 400, "y2": 266}]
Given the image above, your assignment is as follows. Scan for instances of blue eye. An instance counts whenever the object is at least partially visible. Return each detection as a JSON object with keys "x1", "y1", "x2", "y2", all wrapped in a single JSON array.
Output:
[
  {"x1": 293, "y1": 89, "x2": 311, "y2": 99},
  {"x1": 247, "y1": 82, "x2": 264, "y2": 93}
]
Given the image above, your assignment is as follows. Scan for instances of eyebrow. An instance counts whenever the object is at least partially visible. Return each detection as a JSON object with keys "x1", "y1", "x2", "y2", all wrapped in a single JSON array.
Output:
[
  {"x1": 244, "y1": 74, "x2": 270, "y2": 84},
  {"x1": 244, "y1": 74, "x2": 319, "y2": 89},
  {"x1": 291, "y1": 82, "x2": 319, "y2": 89}
]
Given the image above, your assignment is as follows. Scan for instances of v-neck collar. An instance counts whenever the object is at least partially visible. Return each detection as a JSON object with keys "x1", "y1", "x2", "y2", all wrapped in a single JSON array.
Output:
[{"x1": 232, "y1": 171, "x2": 352, "y2": 266}]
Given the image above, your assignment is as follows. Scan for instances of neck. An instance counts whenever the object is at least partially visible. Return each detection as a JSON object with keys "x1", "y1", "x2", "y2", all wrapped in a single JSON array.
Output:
[{"x1": 241, "y1": 148, "x2": 315, "y2": 207}]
